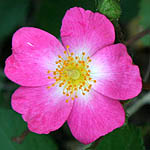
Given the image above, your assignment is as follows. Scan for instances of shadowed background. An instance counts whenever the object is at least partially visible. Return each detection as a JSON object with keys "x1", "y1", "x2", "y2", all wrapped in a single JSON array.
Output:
[{"x1": 0, "y1": 0, "x2": 150, "y2": 150}]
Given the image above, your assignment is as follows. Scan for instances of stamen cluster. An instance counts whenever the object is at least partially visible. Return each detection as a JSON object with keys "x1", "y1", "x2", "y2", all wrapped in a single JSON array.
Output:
[{"x1": 47, "y1": 46, "x2": 96, "y2": 102}]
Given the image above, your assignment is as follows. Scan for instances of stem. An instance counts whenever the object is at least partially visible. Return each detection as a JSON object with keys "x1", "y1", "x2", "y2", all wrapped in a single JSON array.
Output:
[
  {"x1": 125, "y1": 28, "x2": 150, "y2": 46},
  {"x1": 12, "y1": 129, "x2": 30, "y2": 144},
  {"x1": 85, "y1": 137, "x2": 103, "y2": 149},
  {"x1": 126, "y1": 92, "x2": 150, "y2": 117},
  {"x1": 143, "y1": 82, "x2": 150, "y2": 90}
]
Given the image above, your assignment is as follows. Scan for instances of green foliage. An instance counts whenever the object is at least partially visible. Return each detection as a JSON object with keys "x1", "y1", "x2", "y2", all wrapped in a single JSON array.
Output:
[
  {"x1": 0, "y1": 1, "x2": 148, "y2": 149},
  {"x1": 120, "y1": 0, "x2": 140, "y2": 24},
  {"x1": 97, "y1": 0, "x2": 121, "y2": 21},
  {"x1": 0, "y1": 108, "x2": 58, "y2": 150},
  {"x1": 139, "y1": 0, "x2": 150, "y2": 46},
  {"x1": 0, "y1": 69, "x2": 18, "y2": 109},
  {"x1": 140, "y1": 34, "x2": 150, "y2": 46},
  {"x1": 0, "y1": 0, "x2": 30, "y2": 42},
  {"x1": 87, "y1": 125, "x2": 145, "y2": 150},
  {"x1": 34, "y1": 0, "x2": 95, "y2": 37},
  {"x1": 139, "y1": 0, "x2": 150, "y2": 28}
]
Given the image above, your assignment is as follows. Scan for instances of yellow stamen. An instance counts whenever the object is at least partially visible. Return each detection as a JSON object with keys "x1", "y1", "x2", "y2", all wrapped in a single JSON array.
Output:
[
  {"x1": 82, "y1": 52, "x2": 85, "y2": 55},
  {"x1": 66, "y1": 99, "x2": 69, "y2": 103},
  {"x1": 47, "y1": 70, "x2": 51, "y2": 73},
  {"x1": 48, "y1": 76, "x2": 51, "y2": 79},
  {"x1": 46, "y1": 46, "x2": 96, "y2": 103}
]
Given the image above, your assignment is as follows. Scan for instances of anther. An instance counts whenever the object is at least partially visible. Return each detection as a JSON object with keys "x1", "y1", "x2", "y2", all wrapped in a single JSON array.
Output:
[
  {"x1": 47, "y1": 86, "x2": 51, "y2": 89},
  {"x1": 53, "y1": 72, "x2": 56, "y2": 75},
  {"x1": 82, "y1": 82, "x2": 85, "y2": 85},
  {"x1": 82, "y1": 52, "x2": 85, "y2": 55},
  {"x1": 79, "y1": 86, "x2": 82, "y2": 89},
  {"x1": 75, "y1": 64, "x2": 79, "y2": 67},
  {"x1": 52, "y1": 83, "x2": 55, "y2": 87},
  {"x1": 80, "y1": 68, "x2": 84, "y2": 72},
  {"x1": 88, "y1": 84, "x2": 92, "y2": 89},
  {"x1": 84, "y1": 88, "x2": 87, "y2": 91},
  {"x1": 93, "y1": 80, "x2": 96, "y2": 83},
  {"x1": 66, "y1": 99, "x2": 69, "y2": 103},
  {"x1": 82, "y1": 92, "x2": 85, "y2": 95},
  {"x1": 59, "y1": 83, "x2": 62, "y2": 87},
  {"x1": 48, "y1": 76, "x2": 51, "y2": 79},
  {"x1": 66, "y1": 45, "x2": 69, "y2": 49},
  {"x1": 74, "y1": 88, "x2": 77, "y2": 91}
]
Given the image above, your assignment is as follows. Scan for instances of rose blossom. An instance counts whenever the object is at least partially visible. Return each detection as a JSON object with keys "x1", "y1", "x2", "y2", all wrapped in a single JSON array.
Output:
[{"x1": 4, "y1": 7, "x2": 142, "y2": 144}]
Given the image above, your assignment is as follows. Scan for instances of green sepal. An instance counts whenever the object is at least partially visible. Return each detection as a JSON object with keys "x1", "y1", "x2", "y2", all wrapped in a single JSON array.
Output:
[{"x1": 97, "y1": 0, "x2": 121, "y2": 21}]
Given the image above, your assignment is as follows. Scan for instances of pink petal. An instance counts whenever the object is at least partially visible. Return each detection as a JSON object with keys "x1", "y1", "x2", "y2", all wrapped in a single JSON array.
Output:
[
  {"x1": 12, "y1": 27, "x2": 64, "y2": 56},
  {"x1": 5, "y1": 27, "x2": 65, "y2": 86},
  {"x1": 90, "y1": 44, "x2": 142, "y2": 100},
  {"x1": 61, "y1": 7, "x2": 115, "y2": 56},
  {"x1": 67, "y1": 90, "x2": 125, "y2": 144},
  {"x1": 5, "y1": 54, "x2": 55, "y2": 86},
  {"x1": 12, "y1": 85, "x2": 73, "y2": 134}
]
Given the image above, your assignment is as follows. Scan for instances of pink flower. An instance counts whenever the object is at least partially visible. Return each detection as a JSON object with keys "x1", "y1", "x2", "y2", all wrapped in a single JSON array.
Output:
[{"x1": 4, "y1": 7, "x2": 142, "y2": 144}]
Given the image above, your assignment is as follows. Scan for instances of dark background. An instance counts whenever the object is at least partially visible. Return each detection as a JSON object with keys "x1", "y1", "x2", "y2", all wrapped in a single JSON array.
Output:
[{"x1": 0, "y1": 0, "x2": 150, "y2": 150}]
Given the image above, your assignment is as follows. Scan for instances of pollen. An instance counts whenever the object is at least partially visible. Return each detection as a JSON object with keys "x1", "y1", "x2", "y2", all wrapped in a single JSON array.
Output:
[{"x1": 46, "y1": 45, "x2": 96, "y2": 103}]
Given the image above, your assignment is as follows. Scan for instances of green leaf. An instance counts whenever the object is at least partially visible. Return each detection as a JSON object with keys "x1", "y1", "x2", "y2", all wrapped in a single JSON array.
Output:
[
  {"x1": 120, "y1": 0, "x2": 140, "y2": 24},
  {"x1": 140, "y1": 35, "x2": 150, "y2": 47},
  {"x1": 0, "y1": 0, "x2": 30, "y2": 42},
  {"x1": 0, "y1": 108, "x2": 58, "y2": 150},
  {"x1": 139, "y1": 0, "x2": 150, "y2": 46},
  {"x1": 87, "y1": 125, "x2": 145, "y2": 150},
  {"x1": 0, "y1": 69, "x2": 18, "y2": 109},
  {"x1": 0, "y1": 69, "x2": 5, "y2": 91},
  {"x1": 139, "y1": 0, "x2": 150, "y2": 28},
  {"x1": 34, "y1": 0, "x2": 95, "y2": 37},
  {"x1": 88, "y1": 125, "x2": 145, "y2": 150},
  {"x1": 97, "y1": 0, "x2": 121, "y2": 21}
]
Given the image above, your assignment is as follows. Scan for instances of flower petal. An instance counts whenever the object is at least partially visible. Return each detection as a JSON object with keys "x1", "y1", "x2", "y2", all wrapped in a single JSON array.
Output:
[
  {"x1": 61, "y1": 7, "x2": 115, "y2": 56},
  {"x1": 5, "y1": 27, "x2": 65, "y2": 86},
  {"x1": 12, "y1": 27, "x2": 64, "y2": 56},
  {"x1": 5, "y1": 54, "x2": 55, "y2": 86},
  {"x1": 67, "y1": 90, "x2": 125, "y2": 144},
  {"x1": 12, "y1": 85, "x2": 73, "y2": 134},
  {"x1": 90, "y1": 44, "x2": 142, "y2": 100}
]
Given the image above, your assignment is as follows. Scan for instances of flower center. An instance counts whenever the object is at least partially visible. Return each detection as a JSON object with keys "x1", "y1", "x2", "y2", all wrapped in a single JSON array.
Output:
[
  {"x1": 47, "y1": 45, "x2": 96, "y2": 103},
  {"x1": 68, "y1": 70, "x2": 80, "y2": 80}
]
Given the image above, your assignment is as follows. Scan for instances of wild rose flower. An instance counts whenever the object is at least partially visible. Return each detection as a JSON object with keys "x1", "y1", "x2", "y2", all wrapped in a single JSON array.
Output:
[{"x1": 4, "y1": 7, "x2": 142, "y2": 144}]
